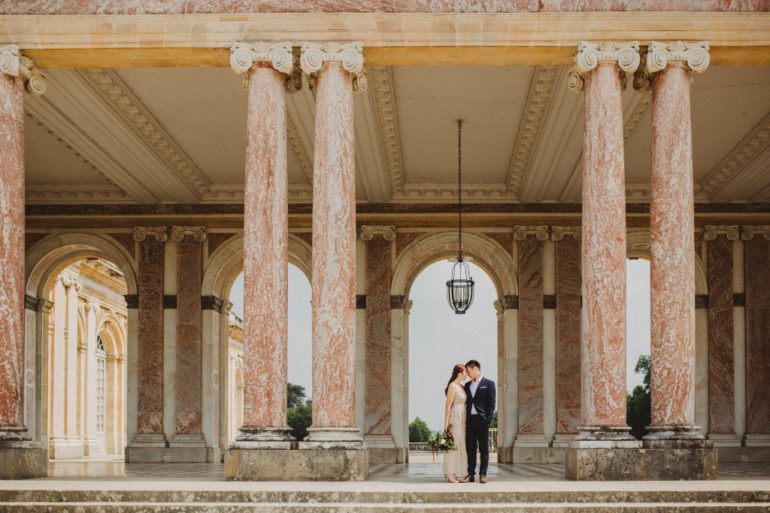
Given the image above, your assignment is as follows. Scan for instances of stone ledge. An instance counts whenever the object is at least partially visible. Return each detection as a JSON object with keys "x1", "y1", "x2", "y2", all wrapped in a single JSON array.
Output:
[
  {"x1": 0, "y1": 445, "x2": 48, "y2": 479},
  {"x1": 566, "y1": 447, "x2": 718, "y2": 480},
  {"x1": 125, "y1": 446, "x2": 208, "y2": 463},
  {"x1": 225, "y1": 448, "x2": 368, "y2": 481}
]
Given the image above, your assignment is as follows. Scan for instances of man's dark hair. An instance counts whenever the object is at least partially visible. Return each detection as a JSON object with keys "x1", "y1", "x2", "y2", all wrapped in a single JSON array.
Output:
[{"x1": 466, "y1": 360, "x2": 481, "y2": 370}]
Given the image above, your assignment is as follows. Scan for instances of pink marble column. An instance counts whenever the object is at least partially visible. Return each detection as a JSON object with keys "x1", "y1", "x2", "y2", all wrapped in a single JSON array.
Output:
[
  {"x1": 570, "y1": 42, "x2": 639, "y2": 438},
  {"x1": 362, "y1": 226, "x2": 395, "y2": 437},
  {"x1": 645, "y1": 41, "x2": 709, "y2": 439},
  {"x1": 133, "y1": 227, "x2": 167, "y2": 441},
  {"x1": 705, "y1": 226, "x2": 738, "y2": 435},
  {"x1": 300, "y1": 43, "x2": 366, "y2": 445},
  {"x1": 0, "y1": 45, "x2": 44, "y2": 442},
  {"x1": 553, "y1": 229, "x2": 582, "y2": 435},
  {"x1": 515, "y1": 229, "x2": 545, "y2": 437},
  {"x1": 172, "y1": 227, "x2": 206, "y2": 441},
  {"x1": 743, "y1": 227, "x2": 770, "y2": 436},
  {"x1": 230, "y1": 42, "x2": 295, "y2": 445}
]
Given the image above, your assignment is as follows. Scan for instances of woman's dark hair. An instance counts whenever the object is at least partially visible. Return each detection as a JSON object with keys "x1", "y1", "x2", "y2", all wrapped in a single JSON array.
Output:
[{"x1": 445, "y1": 364, "x2": 466, "y2": 395}]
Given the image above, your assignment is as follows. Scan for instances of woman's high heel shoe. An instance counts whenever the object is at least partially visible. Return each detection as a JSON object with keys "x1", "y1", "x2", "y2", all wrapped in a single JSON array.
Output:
[{"x1": 445, "y1": 475, "x2": 460, "y2": 483}]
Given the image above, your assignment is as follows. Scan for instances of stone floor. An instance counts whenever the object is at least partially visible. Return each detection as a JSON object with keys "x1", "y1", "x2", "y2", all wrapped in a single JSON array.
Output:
[{"x1": 31, "y1": 452, "x2": 770, "y2": 483}]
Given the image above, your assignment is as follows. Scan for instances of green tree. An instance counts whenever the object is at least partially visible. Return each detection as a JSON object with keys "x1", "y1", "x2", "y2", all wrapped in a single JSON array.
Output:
[
  {"x1": 626, "y1": 355, "x2": 651, "y2": 439},
  {"x1": 490, "y1": 411, "x2": 498, "y2": 429},
  {"x1": 288, "y1": 383, "x2": 306, "y2": 410},
  {"x1": 286, "y1": 383, "x2": 312, "y2": 441},
  {"x1": 409, "y1": 417, "x2": 432, "y2": 443},
  {"x1": 287, "y1": 400, "x2": 312, "y2": 441}
]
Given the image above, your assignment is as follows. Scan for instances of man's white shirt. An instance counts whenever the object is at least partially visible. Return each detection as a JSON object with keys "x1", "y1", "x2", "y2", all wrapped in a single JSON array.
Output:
[{"x1": 470, "y1": 376, "x2": 484, "y2": 415}]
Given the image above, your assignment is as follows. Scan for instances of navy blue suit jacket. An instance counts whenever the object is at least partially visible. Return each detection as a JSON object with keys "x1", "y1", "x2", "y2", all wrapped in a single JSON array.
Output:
[{"x1": 464, "y1": 377, "x2": 496, "y2": 425}]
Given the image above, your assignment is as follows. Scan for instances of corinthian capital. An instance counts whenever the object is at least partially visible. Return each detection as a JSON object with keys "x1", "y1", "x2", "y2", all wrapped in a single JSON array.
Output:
[
  {"x1": 514, "y1": 225, "x2": 550, "y2": 241},
  {"x1": 574, "y1": 41, "x2": 641, "y2": 75},
  {"x1": 300, "y1": 42, "x2": 367, "y2": 91},
  {"x1": 360, "y1": 225, "x2": 396, "y2": 241},
  {"x1": 646, "y1": 41, "x2": 710, "y2": 74},
  {"x1": 133, "y1": 226, "x2": 169, "y2": 242},
  {"x1": 0, "y1": 44, "x2": 45, "y2": 96},
  {"x1": 703, "y1": 225, "x2": 740, "y2": 241},
  {"x1": 230, "y1": 42, "x2": 294, "y2": 75}
]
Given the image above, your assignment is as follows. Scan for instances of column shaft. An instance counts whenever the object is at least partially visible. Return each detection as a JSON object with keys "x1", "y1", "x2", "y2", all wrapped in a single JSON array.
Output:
[
  {"x1": 310, "y1": 62, "x2": 358, "y2": 434},
  {"x1": 580, "y1": 62, "x2": 629, "y2": 432},
  {"x1": 649, "y1": 64, "x2": 697, "y2": 430},
  {"x1": 0, "y1": 71, "x2": 26, "y2": 438},
  {"x1": 240, "y1": 64, "x2": 291, "y2": 439}
]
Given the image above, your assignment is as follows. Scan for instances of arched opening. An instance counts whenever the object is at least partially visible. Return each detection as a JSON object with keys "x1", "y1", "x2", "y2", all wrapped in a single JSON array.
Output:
[
  {"x1": 407, "y1": 259, "x2": 499, "y2": 466},
  {"x1": 39, "y1": 257, "x2": 128, "y2": 460},
  {"x1": 225, "y1": 263, "x2": 312, "y2": 442}
]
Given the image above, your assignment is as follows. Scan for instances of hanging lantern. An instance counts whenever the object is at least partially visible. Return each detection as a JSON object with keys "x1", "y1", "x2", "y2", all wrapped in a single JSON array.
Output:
[{"x1": 446, "y1": 119, "x2": 475, "y2": 314}]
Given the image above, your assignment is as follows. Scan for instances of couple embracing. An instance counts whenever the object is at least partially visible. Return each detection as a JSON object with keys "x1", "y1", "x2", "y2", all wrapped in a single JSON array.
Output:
[{"x1": 442, "y1": 360, "x2": 496, "y2": 483}]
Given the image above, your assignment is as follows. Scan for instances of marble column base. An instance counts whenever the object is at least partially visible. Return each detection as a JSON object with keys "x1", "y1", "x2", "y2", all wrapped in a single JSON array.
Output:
[
  {"x1": 642, "y1": 425, "x2": 706, "y2": 449},
  {"x1": 567, "y1": 444, "x2": 717, "y2": 481},
  {"x1": 0, "y1": 442, "x2": 48, "y2": 479},
  {"x1": 225, "y1": 448, "x2": 368, "y2": 481},
  {"x1": 364, "y1": 435, "x2": 404, "y2": 464},
  {"x1": 49, "y1": 437, "x2": 84, "y2": 460},
  {"x1": 126, "y1": 433, "x2": 207, "y2": 463},
  {"x1": 300, "y1": 427, "x2": 363, "y2": 450},
  {"x1": 512, "y1": 434, "x2": 550, "y2": 463},
  {"x1": 231, "y1": 428, "x2": 297, "y2": 450}
]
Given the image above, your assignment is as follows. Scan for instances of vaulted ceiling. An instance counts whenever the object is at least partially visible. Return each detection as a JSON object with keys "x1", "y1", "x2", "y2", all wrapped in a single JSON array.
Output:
[{"x1": 23, "y1": 64, "x2": 770, "y2": 204}]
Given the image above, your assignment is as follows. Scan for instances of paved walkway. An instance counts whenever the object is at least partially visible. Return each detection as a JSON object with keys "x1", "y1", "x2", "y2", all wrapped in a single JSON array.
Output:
[{"x1": 16, "y1": 452, "x2": 769, "y2": 485}]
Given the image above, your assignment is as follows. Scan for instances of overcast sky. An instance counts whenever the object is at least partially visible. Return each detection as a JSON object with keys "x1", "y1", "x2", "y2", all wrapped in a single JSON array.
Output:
[{"x1": 229, "y1": 258, "x2": 651, "y2": 433}]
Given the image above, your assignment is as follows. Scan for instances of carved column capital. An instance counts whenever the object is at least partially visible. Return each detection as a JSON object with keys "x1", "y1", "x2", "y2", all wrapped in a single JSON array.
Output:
[
  {"x1": 0, "y1": 44, "x2": 45, "y2": 96},
  {"x1": 171, "y1": 225, "x2": 208, "y2": 242},
  {"x1": 359, "y1": 225, "x2": 396, "y2": 242},
  {"x1": 230, "y1": 42, "x2": 301, "y2": 92},
  {"x1": 300, "y1": 42, "x2": 367, "y2": 91},
  {"x1": 514, "y1": 225, "x2": 550, "y2": 241},
  {"x1": 741, "y1": 225, "x2": 770, "y2": 241},
  {"x1": 646, "y1": 41, "x2": 710, "y2": 75},
  {"x1": 703, "y1": 225, "x2": 740, "y2": 241},
  {"x1": 551, "y1": 226, "x2": 582, "y2": 241},
  {"x1": 86, "y1": 299, "x2": 101, "y2": 314},
  {"x1": 569, "y1": 41, "x2": 640, "y2": 93},
  {"x1": 133, "y1": 226, "x2": 169, "y2": 242}
]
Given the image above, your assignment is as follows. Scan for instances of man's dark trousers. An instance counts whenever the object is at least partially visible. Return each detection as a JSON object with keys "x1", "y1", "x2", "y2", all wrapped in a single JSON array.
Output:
[{"x1": 466, "y1": 414, "x2": 490, "y2": 477}]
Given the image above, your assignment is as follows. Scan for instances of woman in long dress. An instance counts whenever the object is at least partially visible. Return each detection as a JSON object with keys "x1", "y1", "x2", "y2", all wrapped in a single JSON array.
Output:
[{"x1": 443, "y1": 364, "x2": 469, "y2": 483}]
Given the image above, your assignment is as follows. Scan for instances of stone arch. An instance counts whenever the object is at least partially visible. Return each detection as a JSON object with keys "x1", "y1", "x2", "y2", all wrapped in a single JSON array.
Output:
[
  {"x1": 389, "y1": 231, "x2": 517, "y2": 460},
  {"x1": 626, "y1": 228, "x2": 707, "y2": 295},
  {"x1": 391, "y1": 231, "x2": 517, "y2": 299},
  {"x1": 26, "y1": 233, "x2": 137, "y2": 298},
  {"x1": 202, "y1": 233, "x2": 312, "y2": 300}
]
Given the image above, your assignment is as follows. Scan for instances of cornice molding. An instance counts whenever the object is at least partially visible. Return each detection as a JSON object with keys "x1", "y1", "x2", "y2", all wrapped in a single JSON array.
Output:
[
  {"x1": 741, "y1": 225, "x2": 770, "y2": 241},
  {"x1": 133, "y1": 226, "x2": 168, "y2": 242},
  {"x1": 200, "y1": 184, "x2": 313, "y2": 203},
  {"x1": 0, "y1": 44, "x2": 45, "y2": 95},
  {"x1": 26, "y1": 183, "x2": 129, "y2": 203},
  {"x1": 370, "y1": 66, "x2": 404, "y2": 196},
  {"x1": 514, "y1": 225, "x2": 549, "y2": 241},
  {"x1": 703, "y1": 225, "x2": 740, "y2": 241},
  {"x1": 79, "y1": 68, "x2": 211, "y2": 198},
  {"x1": 287, "y1": 116, "x2": 313, "y2": 184},
  {"x1": 506, "y1": 66, "x2": 560, "y2": 197},
  {"x1": 360, "y1": 225, "x2": 396, "y2": 241},
  {"x1": 396, "y1": 183, "x2": 511, "y2": 201},
  {"x1": 700, "y1": 111, "x2": 770, "y2": 199}
]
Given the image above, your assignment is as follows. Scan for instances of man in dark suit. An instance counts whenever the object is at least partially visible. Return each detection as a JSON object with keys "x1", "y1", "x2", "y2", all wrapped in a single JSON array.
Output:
[{"x1": 463, "y1": 359, "x2": 496, "y2": 483}]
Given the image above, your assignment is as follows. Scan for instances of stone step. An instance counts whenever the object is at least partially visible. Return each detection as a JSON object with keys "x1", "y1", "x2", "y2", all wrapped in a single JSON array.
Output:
[
  {"x1": 2, "y1": 502, "x2": 770, "y2": 512},
  {"x1": 2, "y1": 489, "x2": 770, "y2": 504}
]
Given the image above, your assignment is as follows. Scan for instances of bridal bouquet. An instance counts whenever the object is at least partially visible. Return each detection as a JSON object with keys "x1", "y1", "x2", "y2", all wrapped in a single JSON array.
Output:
[{"x1": 429, "y1": 424, "x2": 457, "y2": 453}]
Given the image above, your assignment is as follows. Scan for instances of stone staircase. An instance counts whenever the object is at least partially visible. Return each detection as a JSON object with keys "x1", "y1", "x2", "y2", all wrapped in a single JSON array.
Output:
[{"x1": 2, "y1": 488, "x2": 770, "y2": 512}]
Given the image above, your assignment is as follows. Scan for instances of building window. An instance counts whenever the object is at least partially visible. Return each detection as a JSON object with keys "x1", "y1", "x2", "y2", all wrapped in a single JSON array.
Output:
[{"x1": 96, "y1": 335, "x2": 106, "y2": 435}]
